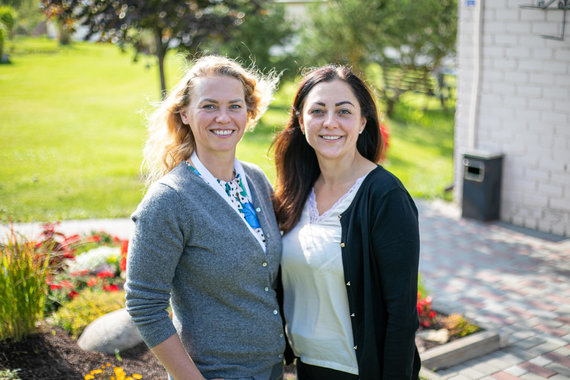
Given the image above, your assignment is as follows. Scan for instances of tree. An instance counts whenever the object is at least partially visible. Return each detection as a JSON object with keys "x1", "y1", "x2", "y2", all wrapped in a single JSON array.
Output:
[
  {"x1": 205, "y1": 1, "x2": 297, "y2": 79},
  {"x1": 0, "y1": 5, "x2": 15, "y2": 37},
  {"x1": 296, "y1": 0, "x2": 387, "y2": 72},
  {"x1": 0, "y1": 5, "x2": 16, "y2": 61},
  {"x1": 41, "y1": 0, "x2": 271, "y2": 97},
  {"x1": 298, "y1": 0, "x2": 457, "y2": 116}
]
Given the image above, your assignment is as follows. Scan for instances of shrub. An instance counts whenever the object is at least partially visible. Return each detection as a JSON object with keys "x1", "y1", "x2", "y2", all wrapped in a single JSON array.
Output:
[
  {"x1": 39, "y1": 224, "x2": 128, "y2": 314},
  {"x1": 0, "y1": 6, "x2": 15, "y2": 32},
  {"x1": 417, "y1": 276, "x2": 436, "y2": 328},
  {"x1": 0, "y1": 368, "x2": 22, "y2": 380},
  {"x1": 0, "y1": 27, "x2": 4, "y2": 60},
  {"x1": 440, "y1": 313, "x2": 481, "y2": 338},
  {"x1": 65, "y1": 246, "x2": 122, "y2": 274},
  {"x1": 0, "y1": 225, "x2": 51, "y2": 342},
  {"x1": 50, "y1": 287, "x2": 126, "y2": 339}
]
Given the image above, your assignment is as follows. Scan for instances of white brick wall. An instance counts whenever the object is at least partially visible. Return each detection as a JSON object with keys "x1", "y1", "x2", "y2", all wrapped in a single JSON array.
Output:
[{"x1": 455, "y1": 0, "x2": 570, "y2": 237}]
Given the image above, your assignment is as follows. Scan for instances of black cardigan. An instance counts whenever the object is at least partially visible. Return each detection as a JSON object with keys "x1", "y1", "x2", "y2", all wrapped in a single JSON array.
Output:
[{"x1": 339, "y1": 165, "x2": 421, "y2": 379}]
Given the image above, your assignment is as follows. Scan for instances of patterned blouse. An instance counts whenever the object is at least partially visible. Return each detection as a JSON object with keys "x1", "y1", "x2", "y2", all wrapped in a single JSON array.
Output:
[{"x1": 186, "y1": 163, "x2": 266, "y2": 248}]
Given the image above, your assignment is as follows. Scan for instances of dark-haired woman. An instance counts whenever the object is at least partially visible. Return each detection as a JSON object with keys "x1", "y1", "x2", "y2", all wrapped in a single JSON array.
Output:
[{"x1": 273, "y1": 66, "x2": 421, "y2": 380}]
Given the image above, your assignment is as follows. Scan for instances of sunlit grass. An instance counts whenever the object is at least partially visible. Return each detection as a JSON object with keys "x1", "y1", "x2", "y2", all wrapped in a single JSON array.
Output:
[{"x1": 0, "y1": 37, "x2": 454, "y2": 223}]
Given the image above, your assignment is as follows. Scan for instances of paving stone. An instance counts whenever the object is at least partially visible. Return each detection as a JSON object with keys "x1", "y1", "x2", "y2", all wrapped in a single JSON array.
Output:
[
  {"x1": 529, "y1": 340, "x2": 569, "y2": 356},
  {"x1": 511, "y1": 331, "x2": 538, "y2": 341},
  {"x1": 437, "y1": 367, "x2": 463, "y2": 378},
  {"x1": 548, "y1": 375, "x2": 570, "y2": 380},
  {"x1": 520, "y1": 373, "x2": 553, "y2": 380},
  {"x1": 534, "y1": 324, "x2": 568, "y2": 337},
  {"x1": 488, "y1": 351, "x2": 526, "y2": 366},
  {"x1": 471, "y1": 361, "x2": 506, "y2": 377},
  {"x1": 492, "y1": 371, "x2": 522, "y2": 380},
  {"x1": 504, "y1": 365, "x2": 528, "y2": 377},
  {"x1": 551, "y1": 346, "x2": 570, "y2": 358},
  {"x1": 519, "y1": 362, "x2": 557, "y2": 378},
  {"x1": 542, "y1": 351, "x2": 570, "y2": 368},
  {"x1": 556, "y1": 316, "x2": 570, "y2": 324},
  {"x1": 544, "y1": 362, "x2": 570, "y2": 378},
  {"x1": 459, "y1": 367, "x2": 487, "y2": 379},
  {"x1": 502, "y1": 348, "x2": 542, "y2": 363},
  {"x1": 529, "y1": 356, "x2": 552, "y2": 366},
  {"x1": 516, "y1": 337, "x2": 548, "y2": 350}
]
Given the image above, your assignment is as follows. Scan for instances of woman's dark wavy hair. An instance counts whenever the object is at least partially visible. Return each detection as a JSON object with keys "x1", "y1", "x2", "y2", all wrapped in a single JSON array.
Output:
[{"x1": 272, "y1": 65, "x2": 385, "y2": 233}]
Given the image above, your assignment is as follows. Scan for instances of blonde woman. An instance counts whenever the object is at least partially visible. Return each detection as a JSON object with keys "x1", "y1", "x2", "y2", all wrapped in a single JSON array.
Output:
[{"x1": 125, "y1": 56, "x2": 285, "y2": 380}]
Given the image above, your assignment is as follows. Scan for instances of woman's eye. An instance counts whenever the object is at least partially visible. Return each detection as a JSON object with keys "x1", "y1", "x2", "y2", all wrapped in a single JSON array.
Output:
[
  {"x1": 339, "y1": 109, "x2": 351, "y2": 115},
  {"x1": 202, "y1": 104, "x2": 215, "y2": 110},
  {"x1": 230, "y1": 104, "x2": 242, "y2": 110},
  {"x1": 310, "y1": 109, "x2": 324, "y2": 115}
]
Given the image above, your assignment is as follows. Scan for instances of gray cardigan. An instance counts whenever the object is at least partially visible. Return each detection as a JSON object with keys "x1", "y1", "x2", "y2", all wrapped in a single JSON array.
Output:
[{"x1": 125, "y1": 161, "x2": 285, "y2": 379}]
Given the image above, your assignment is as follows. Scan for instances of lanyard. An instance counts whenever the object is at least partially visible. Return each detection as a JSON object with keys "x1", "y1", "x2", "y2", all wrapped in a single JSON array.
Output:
[{"x1": 190, "y1": 151, "x2": 266, "y2": 252}]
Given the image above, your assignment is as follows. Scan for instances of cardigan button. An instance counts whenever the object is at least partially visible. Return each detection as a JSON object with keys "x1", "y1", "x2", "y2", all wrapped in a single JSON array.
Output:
[
  {"x1": 351, "y1": 313, "x2": 355, "y2": 317},
  {"x1": 256, "y1": 207, "x2": 261, "y2": 212},
  {"x1": 346, "y1": 281, "x2": 351, "y2": 286},
  {"x1": 340, "y1": 243, "x2": 345, "y2": 248},
  {"x1": 354, "y1": 345, "x2": 358, "y2": 350}
]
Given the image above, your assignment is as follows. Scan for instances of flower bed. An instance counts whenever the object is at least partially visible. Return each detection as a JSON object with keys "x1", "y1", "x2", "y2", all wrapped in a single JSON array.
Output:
[{"x1": 0, "y1": 224, "x2": 490, "y2": 379}]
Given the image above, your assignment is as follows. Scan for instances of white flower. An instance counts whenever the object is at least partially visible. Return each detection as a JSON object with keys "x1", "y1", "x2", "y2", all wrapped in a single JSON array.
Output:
[{"x1": 65, "y1": 246, "x2": 121, "y2": 273}]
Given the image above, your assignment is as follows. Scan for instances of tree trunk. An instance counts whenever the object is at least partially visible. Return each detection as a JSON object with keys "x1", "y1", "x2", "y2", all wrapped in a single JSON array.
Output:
[
  {"x1": 59, "y1": 24, "x2": 71, "y2": 46},
  {"x1": 386, "y1": 98, "x2": 396, "y2": 118},
  {"x1": 155, "y1": 29, "x2": 167, "y2": 99}
]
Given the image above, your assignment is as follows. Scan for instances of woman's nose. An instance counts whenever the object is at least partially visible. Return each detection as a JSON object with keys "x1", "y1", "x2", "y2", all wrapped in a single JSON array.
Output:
[
  {"x1": 215, "y1": 109, "x2": 230, "y2": 124},
  {"x1": 323, "y1": 112, "x2": 338, "y2": 128}
]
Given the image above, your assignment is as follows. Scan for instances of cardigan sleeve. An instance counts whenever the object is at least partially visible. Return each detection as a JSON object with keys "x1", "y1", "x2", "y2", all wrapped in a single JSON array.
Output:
[
  {"x1": 371, "y1": 187, "x2": 420, "y2": 379},
  {"x1": 124, "y1": 183, "x2": 185, "y2": 348}
]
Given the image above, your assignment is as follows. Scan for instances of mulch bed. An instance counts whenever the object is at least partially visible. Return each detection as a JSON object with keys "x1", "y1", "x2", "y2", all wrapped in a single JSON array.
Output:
[
  {"x1": 0, "y1": 311, "x2": 474, "y2": 379},
  {"x1": 0, "y1": 326, "x2": 167, "y2": 379}
]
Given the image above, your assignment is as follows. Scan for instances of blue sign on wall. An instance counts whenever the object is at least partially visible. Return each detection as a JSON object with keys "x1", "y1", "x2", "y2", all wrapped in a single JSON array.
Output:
[{"x1": 466, "y1": 0, "x2": 476, "y2": 6}]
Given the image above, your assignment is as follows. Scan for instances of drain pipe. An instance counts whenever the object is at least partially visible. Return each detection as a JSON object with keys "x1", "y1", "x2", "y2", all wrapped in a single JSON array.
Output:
[{"x1": 467, "y1": 0, "x2": 483, "y2": 150}]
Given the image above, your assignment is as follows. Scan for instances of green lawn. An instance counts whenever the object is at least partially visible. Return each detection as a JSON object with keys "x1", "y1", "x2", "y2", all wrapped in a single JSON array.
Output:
[{"x1": 0, "y1": 37, "x2": 454, "y2": 223}]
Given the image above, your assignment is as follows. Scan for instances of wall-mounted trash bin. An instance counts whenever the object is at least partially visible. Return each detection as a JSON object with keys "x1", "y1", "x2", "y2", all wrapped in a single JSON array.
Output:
[{"x1": 462, "y1": 151, "x2": 504, "y2": 221}]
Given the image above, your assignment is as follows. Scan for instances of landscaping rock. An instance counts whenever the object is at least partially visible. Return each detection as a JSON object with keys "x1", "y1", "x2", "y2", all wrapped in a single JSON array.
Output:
[
  {"x1": 78, "y1": 308, "x2": 143, "y2": 354},
  {"x1": 417, "y1": 328, "x2": 450, "y2": 344}
]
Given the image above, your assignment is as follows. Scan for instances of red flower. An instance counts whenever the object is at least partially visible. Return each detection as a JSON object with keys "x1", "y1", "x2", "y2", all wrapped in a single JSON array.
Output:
[
  {"x1": 103, "y1": 284, "x2": 119, "y2": 292},
  {"x1": 49, "y1": 283, "x2": 62, "y2": 290},
  {"x1": 87, "y1": 235, "x2": 101, "y2": 243},
  {"x1": 97, "y1": 271, "x2": 115, "y2": 278},
  {"x1": 87, "y1": 277, "x2": 98, "y2": 287},
  {"x1": 379, "y1": 123, "x2": 390, "y2": 161},
  {"x1": 68, "y1": 290, "x2": 79, "y2": 299},
  {"x1": 70, "y1": 270, "x2": 89, "y2": 277},
  {"x1": 120, "y1": 257, "x2": 127, "y2": 272},
  {"x1": 63, "y1": 252, "x2": 75, "y2": 259},
  {"x1": 60, "y1": 279, "x2": 74, "y2": 289},
  {"x1": 121, "y1": 240, "x2": 129, "y2": 255}
]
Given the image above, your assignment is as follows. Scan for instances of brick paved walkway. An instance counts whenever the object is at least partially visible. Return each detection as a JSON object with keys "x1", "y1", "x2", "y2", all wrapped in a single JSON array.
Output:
[
  {"x1": 3, "y1": 200, "x2": 569, "y2": 379},
  {"x1": 418, "y1": 200, "x2": 570, "y2": 380}
]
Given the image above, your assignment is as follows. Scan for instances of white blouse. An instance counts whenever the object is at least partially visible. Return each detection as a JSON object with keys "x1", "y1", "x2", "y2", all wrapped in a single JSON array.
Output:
[{"x1": 281, "y1": 175, "x2": 368, "y2": 375}]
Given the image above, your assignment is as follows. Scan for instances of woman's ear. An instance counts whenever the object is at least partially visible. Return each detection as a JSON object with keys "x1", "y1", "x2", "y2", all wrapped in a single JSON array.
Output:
[
  {"x1": 180, "y1": 110, "x2": 189, "y2": 125},
  {"x1": 359, "y1": 117, "x2": 367, "y2": 134},
  {"x1": 298, "y1": 116, "x2": 305, "y2": 135}
]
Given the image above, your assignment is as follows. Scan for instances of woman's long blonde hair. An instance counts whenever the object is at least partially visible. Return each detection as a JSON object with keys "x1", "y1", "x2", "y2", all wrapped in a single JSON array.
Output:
[{"x1": 142, "y1": 55, "x2": 278, "y2": 185}]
